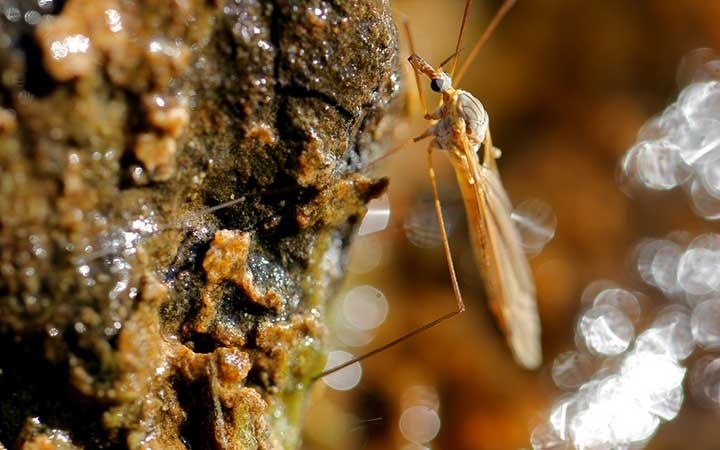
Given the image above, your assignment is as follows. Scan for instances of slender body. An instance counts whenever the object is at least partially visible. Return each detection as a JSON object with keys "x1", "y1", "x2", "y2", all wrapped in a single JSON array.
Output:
[{"x1": 409, "y1": 48, "x2": 541, "y2": 369}]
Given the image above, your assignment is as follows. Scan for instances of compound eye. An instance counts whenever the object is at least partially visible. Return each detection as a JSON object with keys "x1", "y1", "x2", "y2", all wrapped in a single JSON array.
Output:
[{"x1": 430, "y1": 78, "x2": 443, "y2": 92}]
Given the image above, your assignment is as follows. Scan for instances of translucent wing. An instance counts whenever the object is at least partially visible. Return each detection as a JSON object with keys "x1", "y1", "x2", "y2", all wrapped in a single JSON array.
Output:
[{"x1": 449, "y1": 141, "x2": 541, "y2": 369}]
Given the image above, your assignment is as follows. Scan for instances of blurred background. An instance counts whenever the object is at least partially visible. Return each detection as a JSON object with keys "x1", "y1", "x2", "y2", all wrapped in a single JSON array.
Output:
[{"x1": 304, "y1": 1, "x2": 720, "y2": 449}]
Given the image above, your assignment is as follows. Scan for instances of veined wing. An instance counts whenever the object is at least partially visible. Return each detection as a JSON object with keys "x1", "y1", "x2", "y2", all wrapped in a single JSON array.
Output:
[{"x1": 449, "y1": 143, "x2": 541, "y2": 369}]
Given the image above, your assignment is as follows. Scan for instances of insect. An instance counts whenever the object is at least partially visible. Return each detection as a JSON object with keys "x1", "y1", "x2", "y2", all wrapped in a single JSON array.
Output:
[{"x1": 319, "y1": 0, "x2": 545, "y2": 378}]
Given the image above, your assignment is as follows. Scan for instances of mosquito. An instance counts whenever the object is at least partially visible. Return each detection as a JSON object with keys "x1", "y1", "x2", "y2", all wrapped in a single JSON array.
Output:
[{"x1": 318, "y1": 0, "x2": 545, "y2": 378}]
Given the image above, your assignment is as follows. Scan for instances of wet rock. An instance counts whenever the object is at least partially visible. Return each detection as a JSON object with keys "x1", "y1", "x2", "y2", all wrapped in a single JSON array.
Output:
[{"x1": 0, "y1": 0, "x2": 399, "y2": 448}]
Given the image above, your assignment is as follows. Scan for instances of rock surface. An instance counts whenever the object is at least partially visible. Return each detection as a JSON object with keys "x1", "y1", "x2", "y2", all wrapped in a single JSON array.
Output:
[{"x1": 0, "y1": 0, "x2": 398, "y2": 448}]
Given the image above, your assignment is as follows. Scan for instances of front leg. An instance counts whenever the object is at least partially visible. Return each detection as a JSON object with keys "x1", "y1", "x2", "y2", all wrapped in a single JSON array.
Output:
[
  {"x1": 424, "y1": 104, "x2": 445, "y2": 121},
  {"x1": 481, "y1": 129, "x2": 500, "y2": 172}
]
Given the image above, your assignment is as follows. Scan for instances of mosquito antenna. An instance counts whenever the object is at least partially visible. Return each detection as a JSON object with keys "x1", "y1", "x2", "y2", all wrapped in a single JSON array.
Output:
[
  {"x1": 438, "y1": 48, "x2": 464, "y2": 72},
  {"x1": 360, "y1": 125, "x2": 435, "y2": 172},
  {"x1": 454, "y1": 0, "x2": 516, "y2": 86},
  {"x1": 404, "y1": 21, "x2": 428, "y2": 116},
  {"x1": 448, "y1": 0, "x2": 474, "y2": 77}
]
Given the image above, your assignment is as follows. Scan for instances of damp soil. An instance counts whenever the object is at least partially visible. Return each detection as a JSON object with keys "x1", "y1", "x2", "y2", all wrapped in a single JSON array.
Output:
[{"x1": 0, "y1": 1, "x2": 399, "y2": 449}]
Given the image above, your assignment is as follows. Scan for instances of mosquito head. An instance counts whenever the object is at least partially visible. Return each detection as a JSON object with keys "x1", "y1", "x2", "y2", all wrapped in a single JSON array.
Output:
[
  {"x1": 429, "y1": 72, "x2": 452, "y2": 93},
  {"x1": 408, "y1": 54, "x2": 454, "y2": 94}
]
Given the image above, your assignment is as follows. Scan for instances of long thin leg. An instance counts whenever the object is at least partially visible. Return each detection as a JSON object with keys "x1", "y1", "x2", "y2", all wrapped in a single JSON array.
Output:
[
  {"x1": 361, "y1": 126, "x2": 437, "y2": 170},
  {"x1": 314, "y1": 145, "x2": 465, "y2": 380},
  {"x1": 482, "y1": 128, "x2": 498, "y2": 172},
  {"x1": 454, "y1": 0, "x2": 517, "y2": 86},
  {"x1": 426, "y1": 145, "x2": 465, "y2": 314}
]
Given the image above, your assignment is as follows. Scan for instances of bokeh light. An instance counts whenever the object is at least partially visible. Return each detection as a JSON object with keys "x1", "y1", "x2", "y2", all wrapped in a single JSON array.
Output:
[
  {"x1": 691, "y1": 298, "x2": 720, "y2": 350},
  {"x1": 403, "y1": 197, "x2": 462, "y2": 249},
  {"x1": 620, "y1": 49, "x2": 720, "y2": 220},
  {"x1": 511, "y1": 198, "x2": 557, "y2": 256},
  {"x1": 398, "y1": 406, "x2": 441, "y2": 445},
  {"x1": 536, "y1": 297, "x2": 688, "y2": 450},
  {"x1": 347, "y1": 234, "x2": 385, "y2": 274},
  {"x1": 577, "y1": 303, "x2": 634, "y2": 356},
  {"x1": 534, "y1": 48, "x2": 720, "y2": 450},
  {"x1": 341, "y1": 285, "x2": 389, "y2": 331},
  {"x1": 321, "y1": 350, "x2": 362, "y2": 391},
  {"x1": 689, "y1": 355, "x2": 720, "y2": 409},
  {"x1": 399, "y1": 385, "x2": 441, "y2": 446}
]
